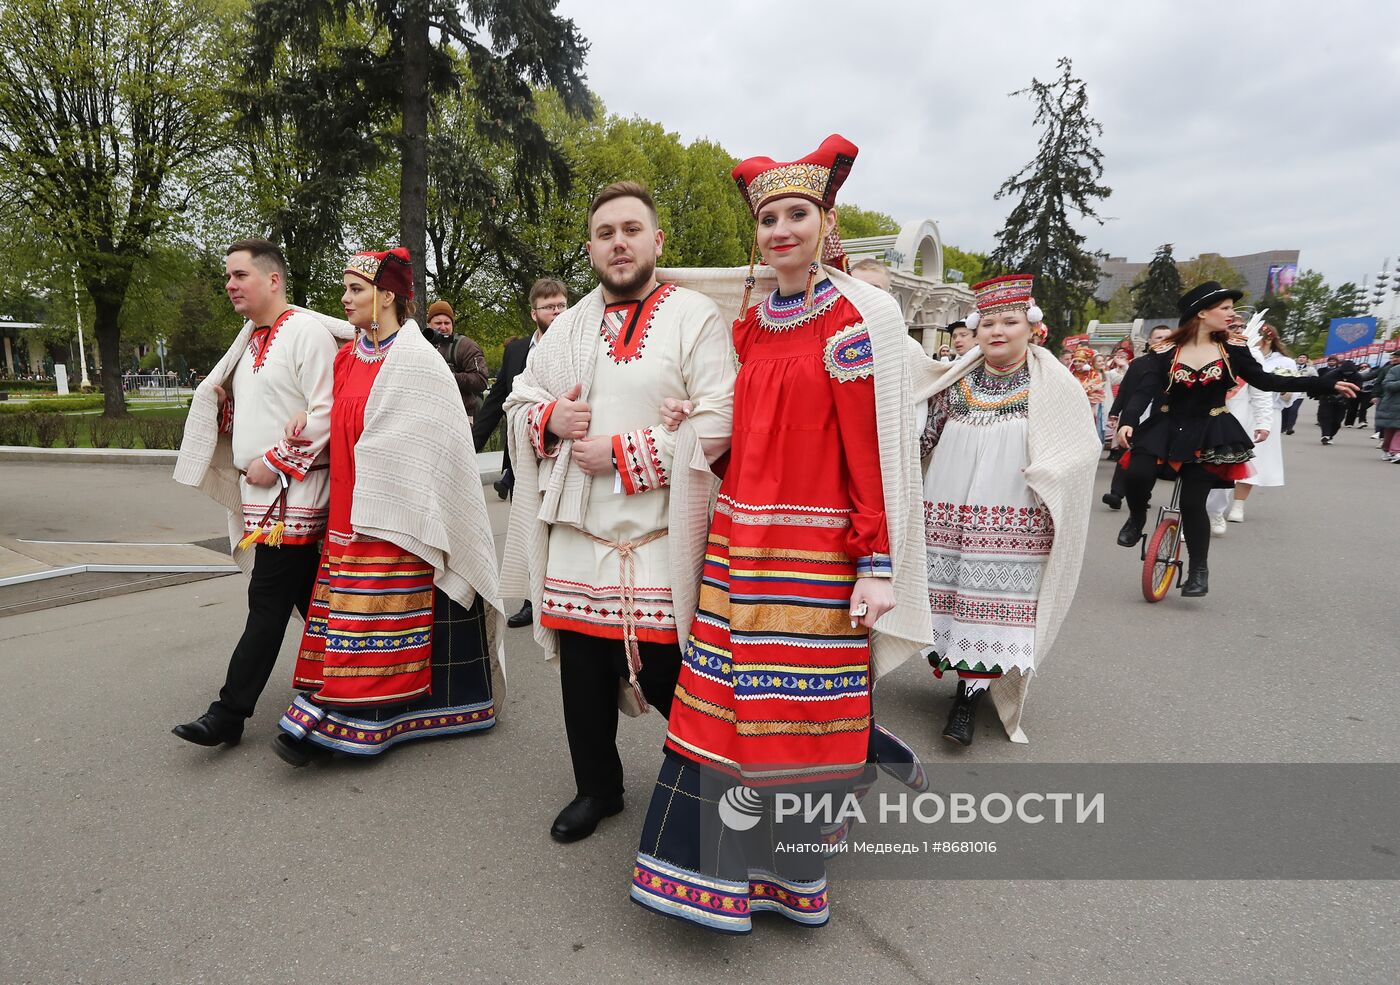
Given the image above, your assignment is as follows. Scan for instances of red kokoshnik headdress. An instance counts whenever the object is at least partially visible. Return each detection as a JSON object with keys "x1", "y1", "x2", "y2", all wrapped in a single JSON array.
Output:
[
  {"x1": 965, "y1": 274, "x2": 1044, "y2": 331},
  {"x1": 731, "y1": 134, "x2": 859, "y2": 314},
  {"x1": 345, "y1": 246, "x2": 414, "y2": 300}
]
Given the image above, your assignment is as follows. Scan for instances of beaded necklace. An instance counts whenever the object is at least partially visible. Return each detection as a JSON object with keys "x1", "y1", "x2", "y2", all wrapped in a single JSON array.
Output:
[
  {"x1": 757, "y1": 278, "x2": 840, "y2": 332},
  {"x1": 353, "y1": 329, "x2": 399, "y2": 364}
]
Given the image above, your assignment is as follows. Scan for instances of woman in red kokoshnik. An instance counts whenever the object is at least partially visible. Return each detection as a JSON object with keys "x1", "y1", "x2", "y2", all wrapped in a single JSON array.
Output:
[
  {"x1": 630, "y1": 135, "x2": 933, "y2": 934},
  {"x1": 272, "y1": 248, "x2": 503, "y2": 765},
  {"x1": 1115, "y1": 281, "x2": 1357, "y2": 597}
]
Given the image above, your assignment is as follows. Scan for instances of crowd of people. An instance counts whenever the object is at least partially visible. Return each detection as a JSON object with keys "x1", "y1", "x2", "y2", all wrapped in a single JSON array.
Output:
[{"x1": 168, "y1": 132, "x2": 1363, "y2": 936}]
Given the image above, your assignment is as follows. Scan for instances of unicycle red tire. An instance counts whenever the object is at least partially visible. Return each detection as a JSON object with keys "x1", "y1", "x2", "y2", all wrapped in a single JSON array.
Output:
[{"x1": 1142, "y1": 517, "x2": 1181, "y2": 602}]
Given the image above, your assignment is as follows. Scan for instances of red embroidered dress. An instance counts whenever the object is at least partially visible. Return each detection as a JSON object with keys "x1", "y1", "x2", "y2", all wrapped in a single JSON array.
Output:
[
  {"x1": 663, "y1": 280, "x2": 890, "y2": 782},
  {"x1": 290, "y1": 333, "x2": 435, "y2": 707}
]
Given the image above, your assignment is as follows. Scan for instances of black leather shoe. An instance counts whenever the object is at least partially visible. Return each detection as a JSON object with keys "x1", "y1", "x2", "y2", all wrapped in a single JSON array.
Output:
[
  {"x1": 550, "y1": 794, "x2": 624, "y2": 843},
  {"x1": 172, "y1": 713, "x2": 242, "y2": 747},
  {"x1": 271, "y1": 733, "x2": 315, "y2": 767},
  {"x1": 1116, "y1": 514, "x2": 1146, "y2": 547},
  {"x1": 1101, "y1": 492, "x2": 1123, "y2": 510},
  {"x1": 493, "y1": 477, "x2": 512, "y2": 500},
  {"x1": 1180, "y1": 564, "x2": 1209, "y2": 597},
  {"x1": 507, "y1": 600, "x2": 533, "y2": 629},
  {"x1": 942, "y1": 683, "x2": 983, "y2": 747}
]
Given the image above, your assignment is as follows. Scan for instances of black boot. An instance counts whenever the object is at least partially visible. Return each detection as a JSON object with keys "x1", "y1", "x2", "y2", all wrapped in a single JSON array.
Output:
[
  {"x1": 1101, "y1": 492, "x2": 1123, "y2": 510},
  {"x1": 942, "y1": 682, "x2": 983, "y2": 747},
  {"x1": 550, "y1": 794, "x2": 624, "y2": 843},
  {"x1": 507, "y1": 600, "x2": 533, "y2": 629},
  {"x1": 1116, "y1": 512, "x2": 1147, "y2": 547},
  {"x1": 172, "y1": 712, "x2": 242, "y2": 748},
  {"x1": 271, "y1": 733, "x2": 315, "y2": 767},
  {"x1": 1180, "y1": 564, "x2": 1209, "y2": 597}
]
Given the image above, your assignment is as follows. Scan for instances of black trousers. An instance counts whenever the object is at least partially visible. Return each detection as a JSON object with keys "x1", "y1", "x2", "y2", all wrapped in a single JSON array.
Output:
[
  {"x1": 1281, "y1": 400, "x2": 1302, "y2": 433},
  {"x1": 1317, "y1": 398, "x2": 1347, "y2": 439},
  {"x1": 558, "y1": 629, "x2": 682, "y2": 799},
  {"x1": 207, "y1": 542, "x2": 322, "y2": 724},
  {"x1": 1122, "y1": 455, "x2": 1217, "y2": 569}
]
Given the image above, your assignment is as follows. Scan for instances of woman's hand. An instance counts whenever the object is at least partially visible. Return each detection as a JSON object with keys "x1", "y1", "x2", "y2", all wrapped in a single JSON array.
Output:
[
  {"x1": 660, "y1": 397, "x2": 693, "y2": 432},
  {"x1": 284, "y1": 411, "x2": 309, "y2": 447},
  {"x1": 1116, "y1": 424, "x2": 1134, "y2": 448},
  {"x1": 211, "y1": 383, "x2": 227, "y2": 405},
  {"x1": 849, "y1": 577, "x2": 895, "y2": 630},
  {"x1": 1253, "y1": 429, "x2": 1270, "y2": 443}
]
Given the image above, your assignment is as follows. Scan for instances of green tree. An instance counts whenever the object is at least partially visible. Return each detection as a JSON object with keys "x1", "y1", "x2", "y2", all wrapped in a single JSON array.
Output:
[
  {"x1": 941, "y1": 245, "x2": 988, "y2": 286},
  {"x1": 1176, "y1": 254, "x2": 1248, "y2": 301},
  {"x1": 837, "y1": 206, "x2": 900, "y2": 240},
  {"x1": 246, "y1": 0, "x2": 592, "y2": 304},
  {"x1": 1131, "y1": 243, "x2": 1182, "y2": 318},
  {"x1": 0, "y1": 0, "x2": 230, "y2": 414},
  {"x1": 988, "y1": 57, "x2": 1111, "y2": 345}
]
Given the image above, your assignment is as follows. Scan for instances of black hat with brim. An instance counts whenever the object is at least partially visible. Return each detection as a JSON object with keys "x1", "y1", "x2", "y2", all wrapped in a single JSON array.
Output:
[{"x1": 1178, "y1": 281, "x2": 1245, "y2": 326}]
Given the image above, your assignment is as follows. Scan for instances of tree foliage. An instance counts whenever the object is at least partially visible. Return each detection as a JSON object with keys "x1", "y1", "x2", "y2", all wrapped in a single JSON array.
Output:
[
  {"x1": 1131, "y1": 243, "x2": 1182, "y2": 319},
  {"x1": 941, "y1": 245, "x2": 988, "y2": 286},
  {"x1": 244, "y1": 0, "x2": 592, "y2": 304},
  {"x1": 988, "y1": 57, "x2": 1111, "y2": 345},
  {"x1": 1176, "y1": 254, "x2": 1248, "y2": 301},
  {"x1": 0, "y1": 0, "x2": 229, "y2": 412},
  {"x1": 837, "y1": 206, "x2": 900, "y2": 240}
]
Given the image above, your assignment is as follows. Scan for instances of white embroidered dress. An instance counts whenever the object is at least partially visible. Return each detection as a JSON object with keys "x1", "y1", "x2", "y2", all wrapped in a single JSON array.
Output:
[{"x1": 921, "y1": 359, "x2": 1053, "y2": 678}]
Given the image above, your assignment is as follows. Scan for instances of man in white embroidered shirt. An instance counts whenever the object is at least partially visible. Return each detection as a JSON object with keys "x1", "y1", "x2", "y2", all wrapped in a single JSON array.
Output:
[
  {"x1": 172, "y1": 239, "x2": 337, "y2": 749},
  {"x1": 502, "y1": 182, "x2": 736, "y2": 843}
]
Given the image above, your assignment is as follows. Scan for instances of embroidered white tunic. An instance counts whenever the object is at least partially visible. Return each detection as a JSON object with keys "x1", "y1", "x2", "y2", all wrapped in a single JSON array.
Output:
[
  {"x1": 525, "y1": 284, "x2": 736, "y2": 643},
  {"x1": 227, "y1": 309, "x2": 338, "y2": 545},
  {"x1": 921, "y1": 360, "x2": 1053, "y2": 677}
]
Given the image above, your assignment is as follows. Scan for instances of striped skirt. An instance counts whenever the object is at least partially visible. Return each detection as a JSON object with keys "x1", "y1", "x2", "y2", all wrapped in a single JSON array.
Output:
[{"x1": 280, "y1": 538, "x2": 495, "y2": 756}]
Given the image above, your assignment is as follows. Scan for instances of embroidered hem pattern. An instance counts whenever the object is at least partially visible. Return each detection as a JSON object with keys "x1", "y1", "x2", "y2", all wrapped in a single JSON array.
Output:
[
  {"x1": 240, "y1": 502, "x2": 327, "y2": 545},
  {"x1": 631, "y1": 853, "x2": 828, "y2": 934},
  {"x1": 540, "y1": 575, "x2": 678, "y2": 643}
]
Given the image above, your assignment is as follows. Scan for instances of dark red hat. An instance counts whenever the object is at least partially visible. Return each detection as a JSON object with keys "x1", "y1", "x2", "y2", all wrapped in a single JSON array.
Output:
[
  {"x1": 345, "y1": 247, "x2": 414, "y2": 300},
  {"x1": 731, "y1": 134, "x2": 859, "y2": 217}
]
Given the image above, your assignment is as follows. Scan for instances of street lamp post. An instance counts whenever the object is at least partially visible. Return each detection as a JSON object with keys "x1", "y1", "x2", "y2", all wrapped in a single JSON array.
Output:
[{"x1": 72, "y1": 271, "x2": 92, "y2": 390}]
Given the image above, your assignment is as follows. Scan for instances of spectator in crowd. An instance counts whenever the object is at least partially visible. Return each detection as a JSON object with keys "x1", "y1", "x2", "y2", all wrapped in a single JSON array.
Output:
[
  {"x1": 425, "y1": 300, "x2": 489, "y2": 418},
  {"x1": 949, "y1": 319, "x2": 978, "y2": 358},
  {"x1": 472, "y1": 276, "x2": 570, "y2": 629},
  {"x1": 1281, "y1": 353, "x2": 1316, "y2": 434},
  {"x1": 848, "y1": 257, "x2": 893, "y2": 293},
  {"x1": 1316, "y1": 357, "x2": 1357, "y2": 445},
  {"x1": 1374, "y1": 350, "x2": 1400, "y2": 462}
]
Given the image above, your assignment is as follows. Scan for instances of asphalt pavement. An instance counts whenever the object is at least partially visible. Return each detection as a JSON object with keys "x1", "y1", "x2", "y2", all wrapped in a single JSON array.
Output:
[{"x1": 2, "y1": 427, "x2": 1396, "y2": 984}]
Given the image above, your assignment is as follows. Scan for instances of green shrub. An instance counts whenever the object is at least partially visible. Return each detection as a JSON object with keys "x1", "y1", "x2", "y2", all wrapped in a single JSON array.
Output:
[
  {"x1": 135, "y1": 416, "x2": 184, "y2": 449},
  {"x1": 0, "y1": 394, "x2": 109, "y2": 413},
  {"x1": 0, "y1": 410, "x2": 35, "y2": 445},
  {"x1": 32, "y1": 413, "x2": 65, "y2": 447}
]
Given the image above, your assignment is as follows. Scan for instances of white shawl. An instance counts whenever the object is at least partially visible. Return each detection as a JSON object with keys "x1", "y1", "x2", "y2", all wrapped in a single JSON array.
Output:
[
  {"x1": 173, "y1": 306, "x2": 353, "y2": 574},
  {"x1": 913, "y1": 344, "x2": 1101, "y2": 742}
]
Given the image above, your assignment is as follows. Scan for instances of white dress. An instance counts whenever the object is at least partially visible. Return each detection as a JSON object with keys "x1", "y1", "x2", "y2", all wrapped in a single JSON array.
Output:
[
  {"x1": 921, "y1": 361, "x2": 1053, "y2": 678},
  {"x1": 1244, "y1": 351, "x2": 1294, "y2": 487}
]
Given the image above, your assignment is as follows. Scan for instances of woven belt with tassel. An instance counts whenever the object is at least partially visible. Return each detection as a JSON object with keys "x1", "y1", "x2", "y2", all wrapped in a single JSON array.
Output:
[
  {"x1": 577, "y1": 527, "x2": 669, "y2": 711},
  {"x1": 237, "y1": 462, "x2": 328, "y2": 549}
]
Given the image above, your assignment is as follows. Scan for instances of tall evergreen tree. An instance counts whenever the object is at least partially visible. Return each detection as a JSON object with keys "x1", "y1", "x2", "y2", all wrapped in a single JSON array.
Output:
[
  {"x1": 988, "y1": 57, "x2": 1110, "y2": 344},
  {"x1": 1131, "y1": 243, "x2": 1182, "y2": 318},
  {"x1": 245, "y1": 0, "x2": 592, "y2": 303}
]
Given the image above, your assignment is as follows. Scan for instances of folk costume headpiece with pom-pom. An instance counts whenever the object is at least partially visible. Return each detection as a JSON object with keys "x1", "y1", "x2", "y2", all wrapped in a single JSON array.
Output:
[
  {"x1": 964, "y1": 274, "x2": 1044, "y2": 332},
  {"x1": 731, "y1": 133, "x2": 858, "y2": 314},
  {"x1": 345, "y1": 247, "x2": 413, "y2": 349}
]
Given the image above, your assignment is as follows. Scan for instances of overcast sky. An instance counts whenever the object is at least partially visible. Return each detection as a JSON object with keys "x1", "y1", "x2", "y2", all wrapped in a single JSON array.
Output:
[{"x1": 555, "y1": 0, "x2": 1400, "y2": 291}]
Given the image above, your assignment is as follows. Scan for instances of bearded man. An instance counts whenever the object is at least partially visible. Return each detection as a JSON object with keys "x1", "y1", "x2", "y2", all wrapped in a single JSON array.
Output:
[{"x1": 500, "y1": 182, "x2": 736, "y2": 843}]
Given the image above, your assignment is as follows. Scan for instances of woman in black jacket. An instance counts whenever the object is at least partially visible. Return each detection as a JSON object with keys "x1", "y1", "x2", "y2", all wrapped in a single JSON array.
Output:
[{"x1": 1115, "y1": 283, "x2": 1357, "y2": 597}]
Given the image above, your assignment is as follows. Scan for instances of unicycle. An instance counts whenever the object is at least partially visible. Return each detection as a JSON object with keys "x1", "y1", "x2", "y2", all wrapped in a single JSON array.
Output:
[{"x1": 1139, "y1": 476, "x2": 1184, "y2": 602}]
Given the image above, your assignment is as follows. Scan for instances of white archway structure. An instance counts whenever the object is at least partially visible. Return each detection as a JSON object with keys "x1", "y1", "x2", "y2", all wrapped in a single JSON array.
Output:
[
  {"x1": 844, "y1": 219, "x2": 973, "y2": 353},
  {"x1": 890, "y1": 219, "x2": 945, "y2": 281}
]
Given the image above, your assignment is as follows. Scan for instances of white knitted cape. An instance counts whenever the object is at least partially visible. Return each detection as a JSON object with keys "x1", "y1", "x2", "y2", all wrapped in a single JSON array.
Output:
[
  {"x1": 914, "y1": 345, "x2": 1101, "y2": 742},
  {"x1": 173, "y1": 307, "x2": 354, "y2": 574}
]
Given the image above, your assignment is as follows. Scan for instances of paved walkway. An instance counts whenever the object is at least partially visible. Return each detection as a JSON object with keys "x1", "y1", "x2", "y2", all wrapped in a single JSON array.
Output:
[{"x1": 2, "y1": 430, "x2": 1396, "y2": 983}]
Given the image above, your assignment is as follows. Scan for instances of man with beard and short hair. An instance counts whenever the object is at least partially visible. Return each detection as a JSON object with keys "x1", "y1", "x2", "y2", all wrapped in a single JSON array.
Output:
[
  {"x1": 499, "y1": 182, "x2": 736, "y2": 843},
  {"x1": 425, "y1": 299, "x2": 489, "y2": 418},
  {"x1": 949, "y1": 319, "x2": 977, "y2": 358},
  {"x1": 473, "y1": 276, "x2": 570, "y2": 628}
]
